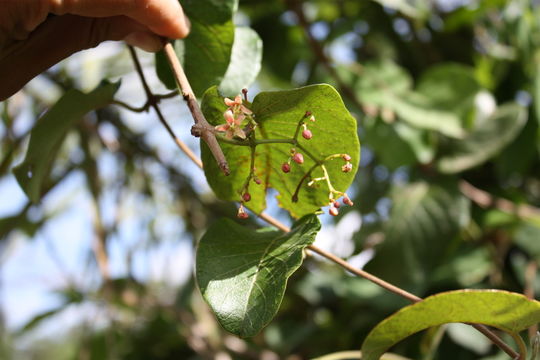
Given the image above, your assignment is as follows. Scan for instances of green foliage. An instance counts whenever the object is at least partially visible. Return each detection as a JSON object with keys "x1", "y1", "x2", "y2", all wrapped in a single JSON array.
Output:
[
  {"x1": 365, "y1": 181, "x2": 470, "y2": 289},
  {"x1": 201, "y1": 84, "x2": 360, "y2": 218},
  {"x1": 437, "y1": 103, "x2": 528, "y2": 173},
  {"x1": 219, "y1": 27, "x2": 263, "y2": 97},
  {"x1": 155, "y1": 0, "x2": 238, "y2": 96},
  {"x1": 196, "y1": 214, "x2": 320, "y2": 337},
  {"x1": 361, "y1": 290, "x2": 540, "y2": 360},
  {"x1": 12, "y1": 81, "x2": 119, "y2": 203}
]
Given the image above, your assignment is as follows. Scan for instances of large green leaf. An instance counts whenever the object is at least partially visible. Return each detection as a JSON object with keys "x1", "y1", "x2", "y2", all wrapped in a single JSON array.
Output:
[
  {"x1": 155, "y1": 0, "x2": 237, "y2": 96},
  {"x1": 196, "y1": 215, "x2": 320, "y2": 337},
  {"x1": 200, "y1": 84, "x2": 360, "y2": 218},
  {"x1": 13, "y1": 82, "x2": 120, "y2": 203},
  {"x1": 364, "y1": 181, "x2": 470, "y2": 289},
  {"x1": 437, "y1": 103, "x2": 528, "y2": 174},
  {"x1": 219, "y1": 27, "x2": 263, "y2": 97},
  {"x1": 361, "y1": 290, "x2": 540, "y2": 360}
]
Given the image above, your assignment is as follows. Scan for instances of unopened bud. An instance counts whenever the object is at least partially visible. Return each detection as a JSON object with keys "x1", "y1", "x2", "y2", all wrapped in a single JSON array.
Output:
[
  {"x1": 254, "y1": 178, "x2": 262, "y2": 185},
  {"x1": 342, "y1": 154, "x2": 352, "y2": 162},
  {"x1": 237, "y1": 205, "x2": 248, "y2": 219},
  {"x1": 333, "y1": 201, "x2": 341, "y2": 208},
  {"x1": 343, "y1": 194, "x2": 354, "y2": 206},
  {"x1": 282, "y1": 163, "x2": 291, "y2": 173},
  {"x1": 242, "y1": 192, "x2": 251, "y2": 202},
  {"x1": 302, "y1": 129, "x2": 313, "y2": 140},
  {"x1": 293, "y1": 153, "x2": 304, "y2": 164},
  {"x1": 342, "y1": 162, "x2": 353, "y2": 173},
  {"x1": 329, "y1": 206, "x2": 339, "y2": 216}
]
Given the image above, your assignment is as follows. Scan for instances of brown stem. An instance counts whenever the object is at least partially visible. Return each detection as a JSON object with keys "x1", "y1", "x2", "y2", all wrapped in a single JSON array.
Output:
[
  {"x1": 111, "y1": 91, "x2": 178, "y2": 113},
  {"x1": 161, "y1": 42, "x2": 230, "y2": 175},
  {"x1": 287, "y1": 0, "x2": 364, "y2": 114},
  {"x1": 459, "y1": 180, "x2": 540, "y2": 220},
  {"x1": 128, "y1": 46, "x2": 203, "y2": 169},
  {"x1": 525, "y1": 261, "x2": 539, "y2": 340}
]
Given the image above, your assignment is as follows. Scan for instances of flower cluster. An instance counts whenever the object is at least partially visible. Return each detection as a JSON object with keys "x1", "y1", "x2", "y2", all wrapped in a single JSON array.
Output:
[
  {"x1": 281, "y1": 148, "x2": 304, "y2": 173},
  {"x1": 215, "y1": 94, "x2": 252, "y2": 139},
  {"x1": 328, "y1": 193, "x2": 354, "y2": 216}
]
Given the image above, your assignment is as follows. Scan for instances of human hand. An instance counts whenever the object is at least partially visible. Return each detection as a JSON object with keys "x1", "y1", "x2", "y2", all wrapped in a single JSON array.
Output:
[{"x1": 0, "y1": 0, "x2": 190, "y2": 101}]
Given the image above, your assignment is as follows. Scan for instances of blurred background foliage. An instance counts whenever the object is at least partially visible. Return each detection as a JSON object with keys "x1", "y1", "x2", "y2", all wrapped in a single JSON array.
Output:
[{"x1": 1, "y1": 0, "x2": 540, "y2": 359}]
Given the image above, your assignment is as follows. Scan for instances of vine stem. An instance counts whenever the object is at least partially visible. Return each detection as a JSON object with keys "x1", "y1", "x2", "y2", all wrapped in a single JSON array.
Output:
[
  {"x1": 162, "y1": 42, "x2": 230, "y2": 175},
  {"x1": 124, "y1": 45, "x2": 521, "y2": 360}
]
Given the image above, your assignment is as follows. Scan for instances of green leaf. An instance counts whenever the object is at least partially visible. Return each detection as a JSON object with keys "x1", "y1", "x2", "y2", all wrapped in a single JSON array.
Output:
[
  {"x1": 196, "y1": 215, "x2": 320, "y2": 337},
  {"x1": 13, "y1": 82, "x2": 120, "y2": 203},
  {"x1": 437, "y1": 103, "x2": 528, "y2": 174},
  {"x1": 354, "y1": 61, "x2": 465, "y2": 138},
  {"x1": 155, "y1": 0, "x2": 237, "y2": 96},
  {"x1": 361, "y1": 290, "x2": 540, "y2": 360},
  {"x1": 201, "y1": 84, "x2": 360, "y2": 218},
  {"x1": 219, "y1": 27, "x2": 263, "y2": 97},
  {"x1": 416, "y1": 63, "x2": 481, "y2": 120},
  {"x1": 364, "y1": 181, "x2": 470, "y2": 289}
]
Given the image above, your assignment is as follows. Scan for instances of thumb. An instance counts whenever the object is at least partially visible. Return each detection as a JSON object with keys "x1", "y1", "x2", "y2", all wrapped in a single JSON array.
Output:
[{"x1": 0, "y1": 14, "x2": 161, "y2": 101}]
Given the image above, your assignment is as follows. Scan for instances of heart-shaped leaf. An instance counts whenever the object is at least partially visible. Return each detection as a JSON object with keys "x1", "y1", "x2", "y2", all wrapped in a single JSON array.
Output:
[
  {"x1": 196, "y1": 214, "x2": 320, "y2": 337},
  {"x1": 200, "y1": 84, "x2": 360, "y2": 218},
  {"x1": 361, "y1": 290, "x2": 540, "y2": 360}
]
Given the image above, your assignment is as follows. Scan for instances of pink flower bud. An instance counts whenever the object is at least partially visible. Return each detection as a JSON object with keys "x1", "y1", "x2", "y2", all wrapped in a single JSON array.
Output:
[
  {"x1": 293, "y1": 153, "x2": 304, "y2": 164},
  {"x1": 329, "y1": 206, "x2": 339, "y2": 216},
  {"x1": 333, "y1": 201, "x2": 341, "y2": 208},
  {"x1": 254, "y1": 178, "x2": 262, "y2": 185},
  {"x1": 309, "y1": 115, "x2": 316, "y2": 122},
  {"x1": 342, "y1": 163, "x2": 353, "y2": 173},
  {"x1": 282, "y1": 163, "x2": 291, "y2": 173},
  {"x1": 302, "y1": 129, "x2": 313, "y2": 140},
  {"x1": 343, "y1": 194, "x2": 354, "y2": 206},
  {"x1": 305, "y1": 111, "x2": 312, "y2": 117},
  {"x1": 237, "y1": 205, "x2": 248, "y2": 219},
  {"x1": 242, "y1": 192, "x2": 251, "y2": 202},
  {"x1": 342, "y1": 154, "x2": 352, "y2": 161}
]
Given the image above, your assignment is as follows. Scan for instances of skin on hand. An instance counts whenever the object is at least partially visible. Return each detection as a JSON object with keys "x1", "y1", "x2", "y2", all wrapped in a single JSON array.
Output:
[{"x1": 0, "y1": 0, "x2": 190, "y2": 101}]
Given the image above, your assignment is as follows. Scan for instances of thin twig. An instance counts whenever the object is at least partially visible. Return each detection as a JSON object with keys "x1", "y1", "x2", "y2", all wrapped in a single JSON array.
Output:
[
  {"x1": 162, "y1": 42, "x2": 230, "y2": 175},
  {"x1": 459, "y1": 180, "x2": 540, "y2": 221},
  {"x1": 287, "y1": 0, "x2": 364, "y2": 114},
  {"x1": 111, "y1": 91, "x2": 178, "y2": 113},
  {"x1": 128, "y1": 46, "x2": 202, "y2": 169}
]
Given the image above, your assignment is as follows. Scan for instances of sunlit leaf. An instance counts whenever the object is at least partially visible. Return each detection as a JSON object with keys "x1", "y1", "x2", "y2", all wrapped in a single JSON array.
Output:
[
  {"x1": 361, "y1": 290, "x2": 540, "y2": 360},
  {"x1": 196, "y1": 215, "x2": 320, "y2": 337},
  {"x1": 219, "y1": 27, "x2": 263, "y2": 97},
  {"x1": 201, "y1": 84, "x2": 360, "y2": 218}
]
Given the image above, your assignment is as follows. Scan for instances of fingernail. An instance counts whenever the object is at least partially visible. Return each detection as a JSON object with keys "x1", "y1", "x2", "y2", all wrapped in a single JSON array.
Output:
[{"x1": 124, "y1": 32, "x2": 163, "y2": 52}]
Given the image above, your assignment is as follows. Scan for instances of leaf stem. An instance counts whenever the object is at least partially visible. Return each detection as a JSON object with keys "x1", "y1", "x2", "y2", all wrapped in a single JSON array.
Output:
[{"x1": 162, "y1": 41, "x2": 230, "y2": 175}]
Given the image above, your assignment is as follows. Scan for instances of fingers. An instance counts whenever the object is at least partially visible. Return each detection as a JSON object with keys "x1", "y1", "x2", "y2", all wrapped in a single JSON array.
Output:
[
  {"x1": 50, "y1": 0, "x2": 190, "y2": 39},
  {"x1": 0, "y1": 15, "x2": 155, "y2": 101}
]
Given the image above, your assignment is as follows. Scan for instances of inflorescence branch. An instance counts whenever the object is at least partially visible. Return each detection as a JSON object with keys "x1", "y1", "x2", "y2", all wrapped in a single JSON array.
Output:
[{"x1": 117, "y1": 46, "x2": 520, "y2": 360}]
